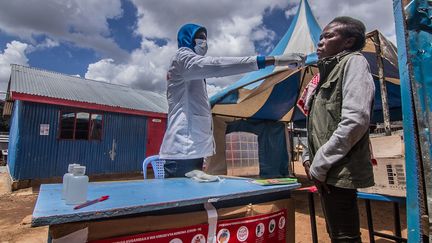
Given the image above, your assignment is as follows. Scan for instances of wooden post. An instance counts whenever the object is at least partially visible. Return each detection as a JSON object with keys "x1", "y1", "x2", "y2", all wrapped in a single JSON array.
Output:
[{"x1": 373, "y1": 31, "x2": 392, "y2": 136}]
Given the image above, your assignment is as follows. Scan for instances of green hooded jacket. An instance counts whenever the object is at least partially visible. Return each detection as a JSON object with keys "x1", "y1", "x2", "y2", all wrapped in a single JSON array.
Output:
[{"x1": 307, "y1": 51, "x2": 375, "y2": 189}]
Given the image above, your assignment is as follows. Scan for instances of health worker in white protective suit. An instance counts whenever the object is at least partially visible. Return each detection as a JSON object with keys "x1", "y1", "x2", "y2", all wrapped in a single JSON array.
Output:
[{"x1": 159, "y1": 23, "x2": 305, "y2": 177}]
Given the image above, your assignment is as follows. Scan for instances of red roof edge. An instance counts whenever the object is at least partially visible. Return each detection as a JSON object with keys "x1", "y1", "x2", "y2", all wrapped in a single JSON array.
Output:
[{"x1": 10, "y1": 92, "x2": 167, "y2": 119}]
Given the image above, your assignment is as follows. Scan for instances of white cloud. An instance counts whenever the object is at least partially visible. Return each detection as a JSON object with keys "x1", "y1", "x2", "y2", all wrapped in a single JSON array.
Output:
[
  {"x1": 207, "y1": 84, "x2": 225, "y2": 98},
  {"x1": 85, "y1": 59, "x2": 119, "y2": 83},
  {"x1": 27, "y1": 38, "x2": 60, "y2": 53},
  {"x1": 86, "y1": 0, "x2": 290, "y2": 92},
  {"x1": 86, "y1": 39, "x2": 177, "y2": 93},
  {"x1": 0, "y1": 0, "x2": 398, "y2": 97},
  {"x1": 132, "y1": 0, "x2": 287, "y2": 41},
  {"x1": 0, "y1": 41, "x2": 29, "y2": 92},
  {"x1": 308, "y1": 0, "x2": 396, "y2": 44},
  {"x1": 38, "y1": 38, "x2": 60, "y2": 49},
  {"x1": 85, "y1": 0, "x2": 397, "y2": 95},
  {"x1": 0, "y1": 0, "x2": 128, "y2": 60},
  {"x1": 285, "y1": 4, "x2": 299, "y2": 18}
]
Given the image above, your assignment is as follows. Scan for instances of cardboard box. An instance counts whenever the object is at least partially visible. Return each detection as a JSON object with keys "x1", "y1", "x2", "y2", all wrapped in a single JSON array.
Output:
[
  {"x1": 369, "y1": 133, "x2": 404, "y2": 158},
  {"x1": 359, "y1": 133, "x2": 406, "y2": 197},
  {"x1": 90, "y1": 210, "x2": 289, "y2": 243},
  {"x1": 359, "y1": 157, "x2": 406, "y2": 197},
  {"x1": 50, "y1": 198, "x2": 295, "y2": 243}
]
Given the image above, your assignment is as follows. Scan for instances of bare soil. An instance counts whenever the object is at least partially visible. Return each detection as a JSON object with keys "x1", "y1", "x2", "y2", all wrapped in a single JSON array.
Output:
[
  {"x1": 292, "y1": 162, "x2": 407, "y2": 242},
  {"x1": 0, "y1": 165, "x2": 406, "y2": 242},
  {"x1": 0, "y1": 189, "x2": 48, "y2": 242}
]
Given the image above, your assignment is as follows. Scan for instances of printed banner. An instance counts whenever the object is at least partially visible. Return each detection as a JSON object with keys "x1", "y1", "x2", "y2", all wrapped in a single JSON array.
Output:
[
  {"x1": 90, "y1": 209, "x2": 287, "y2": 243},
  {"x1": 216, "y1": 209, "x2": 287, "y2": 243}
]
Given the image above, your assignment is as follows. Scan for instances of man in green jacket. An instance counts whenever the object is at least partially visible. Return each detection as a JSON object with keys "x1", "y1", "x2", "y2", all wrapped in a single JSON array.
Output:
[{"x1": 302, "y1": 16, "x2": 375, "y2": 242}]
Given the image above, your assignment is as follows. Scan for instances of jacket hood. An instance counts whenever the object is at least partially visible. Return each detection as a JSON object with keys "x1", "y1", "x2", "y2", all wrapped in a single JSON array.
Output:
[{"x1": 177, "y1": 23, "x2": 207, "y2": 49}]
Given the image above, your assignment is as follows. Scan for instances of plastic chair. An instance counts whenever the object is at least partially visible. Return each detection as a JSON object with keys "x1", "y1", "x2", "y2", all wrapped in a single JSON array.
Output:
[{"x1": 143, "y1": 155, "x2": 165, "y2": 179}]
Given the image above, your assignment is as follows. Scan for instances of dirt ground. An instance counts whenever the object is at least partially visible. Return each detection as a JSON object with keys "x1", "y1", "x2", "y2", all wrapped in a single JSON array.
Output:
[{"x1": 0, "y1": 164, "x2": 407, "y2": 243}]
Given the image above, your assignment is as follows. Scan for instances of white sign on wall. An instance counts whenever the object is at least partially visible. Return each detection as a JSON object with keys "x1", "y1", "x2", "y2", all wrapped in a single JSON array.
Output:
[{"x1": 40, "y1": 124, "x2": 49, "y2": 136}]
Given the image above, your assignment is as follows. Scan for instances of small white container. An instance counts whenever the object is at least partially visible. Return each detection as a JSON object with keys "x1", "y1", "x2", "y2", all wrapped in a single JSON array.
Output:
[
  {"x1": 61, "y1": 163, "x2": 79, "y2": 200},
  {"x1": 65, "y1": 166, "x2": 89, "y2": 205}
]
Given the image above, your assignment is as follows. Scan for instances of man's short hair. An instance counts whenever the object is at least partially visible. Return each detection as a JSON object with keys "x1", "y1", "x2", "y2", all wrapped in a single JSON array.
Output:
[{"x1": 329, "y1": 16, "x2": 366, "y2": 52}]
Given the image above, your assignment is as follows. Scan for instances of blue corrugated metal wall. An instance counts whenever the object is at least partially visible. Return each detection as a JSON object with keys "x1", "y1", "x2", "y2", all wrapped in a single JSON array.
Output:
[
  {"x1": 7, "y1": 100, "x2": 21, "y2": 176},
  {"x1": 8, "y1": 101, "x2": 149, "y2": 180}
]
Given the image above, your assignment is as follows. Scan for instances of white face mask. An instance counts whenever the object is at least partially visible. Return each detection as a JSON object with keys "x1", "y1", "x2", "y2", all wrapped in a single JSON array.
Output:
[{"x1": 194, "y1": 39, "x2": 208, "y2": 56}]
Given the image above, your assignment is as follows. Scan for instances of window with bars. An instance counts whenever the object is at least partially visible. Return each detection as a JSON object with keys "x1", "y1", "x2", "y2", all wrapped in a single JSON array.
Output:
[
  {"x1": 225, "y1": 132, "x2": 259, "y2": 176},
  {"x1": 59, "y1": 111, "x2": 103, "y2": 140}
]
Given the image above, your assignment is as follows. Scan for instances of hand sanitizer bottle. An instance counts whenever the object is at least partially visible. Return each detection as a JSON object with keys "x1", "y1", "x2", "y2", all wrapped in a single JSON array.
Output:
[
  {"x1": 66, "y1": 165, "x2": 89, "y2": 205},
  {"x1": 62, "y1": 163, "x2": 79, "y2": 200}
]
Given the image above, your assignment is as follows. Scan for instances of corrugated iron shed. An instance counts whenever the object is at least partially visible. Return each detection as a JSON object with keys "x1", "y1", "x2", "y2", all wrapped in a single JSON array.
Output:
[
  {"x1": 5, "y1": 64, "x2": 168, "y2": 184},
  {"x1": 7, "y1": 64, "x2": 168, "y2": 116}
]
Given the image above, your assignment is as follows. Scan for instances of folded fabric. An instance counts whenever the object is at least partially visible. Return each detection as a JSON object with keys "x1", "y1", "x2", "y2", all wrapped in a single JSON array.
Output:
[
  {"x1": 296, "y1": 73, "x2": 320, "y2": 115},
  {"x1": 185, "y1": 170, "x2": 221, "y2": 182},
  {"x1": 274, "y1": 53, "x2": 306, "y2": 68}
]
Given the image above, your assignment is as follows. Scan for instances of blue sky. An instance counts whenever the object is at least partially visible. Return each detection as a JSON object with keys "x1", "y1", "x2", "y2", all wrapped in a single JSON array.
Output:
[{"x1": 0, "y1": 0, "x2": 396, "y2": 97}]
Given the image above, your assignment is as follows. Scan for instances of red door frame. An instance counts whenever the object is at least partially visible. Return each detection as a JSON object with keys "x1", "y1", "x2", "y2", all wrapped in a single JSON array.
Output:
[{"x1": 145, "y1": 117, "x2": 167, "y2": 157}]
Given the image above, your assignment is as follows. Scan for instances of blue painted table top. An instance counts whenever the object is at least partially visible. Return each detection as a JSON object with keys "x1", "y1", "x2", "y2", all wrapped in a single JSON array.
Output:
[
  {"x1": 32, "y1": 178, "x2": 300, "y2": 227},
  {"x1": 357, "y1": 191, "x2": 406, "y2": 204}
]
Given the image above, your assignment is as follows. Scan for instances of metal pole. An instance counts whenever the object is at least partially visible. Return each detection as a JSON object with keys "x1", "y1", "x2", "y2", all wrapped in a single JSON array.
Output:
[
  {"x1": 289, "y1": 123, "x2": 295, "y2": 175},
  {"x1": 285, "y1": 123, "x2": 295, "y2": 176},
  {"x1": 365, "y1": 199, "x2": 376, "y2": 243},
  {"x1": 373, "y1": 31, "x2": 392, "y2": 136},
  {"x1": 308, "y1": 192, "x2": 318, "y2": 243},
  {"x1": 393, "y1": 202, "x2": 402, "y2": 242},
  {"x1": 393, "y1": 0, "x2": 432, "y2": 240}
]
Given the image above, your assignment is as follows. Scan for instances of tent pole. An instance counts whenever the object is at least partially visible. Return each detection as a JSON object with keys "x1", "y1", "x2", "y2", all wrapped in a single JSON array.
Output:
[
  {"x1": 288, "y1": 67, "x2": 310, "y2": 176},
  {"x1": 373, "y1": 31, "x2": 392, "y2": 136},
  {"x1": 285, "y1": 122, "x2": 295, "y2": 176}
]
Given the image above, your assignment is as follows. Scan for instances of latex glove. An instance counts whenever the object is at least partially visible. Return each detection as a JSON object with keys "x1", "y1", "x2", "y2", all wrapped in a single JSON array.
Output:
[{"x1": 274, "y1": 53, "x2": 306, "y2": 68}]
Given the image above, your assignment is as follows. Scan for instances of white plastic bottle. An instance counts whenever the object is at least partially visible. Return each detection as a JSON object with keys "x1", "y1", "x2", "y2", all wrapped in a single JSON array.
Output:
[
  {"x1": 65, "y1": 165, "x2": 89, "y2": 205},
  {"x1": 61, "y1": 163, "x2": 79, "y2": 200}
]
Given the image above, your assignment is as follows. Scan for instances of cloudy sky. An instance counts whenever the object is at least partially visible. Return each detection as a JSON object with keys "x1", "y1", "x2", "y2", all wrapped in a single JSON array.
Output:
[{"x1": 0, "y1": 0, "x2": 396, "y2": 98}]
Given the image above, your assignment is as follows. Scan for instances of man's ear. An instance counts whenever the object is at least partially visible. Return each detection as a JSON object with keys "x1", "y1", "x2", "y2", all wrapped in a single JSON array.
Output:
[{"x1": 344, "y1": 37, "x2": 356, "y2": 50}]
